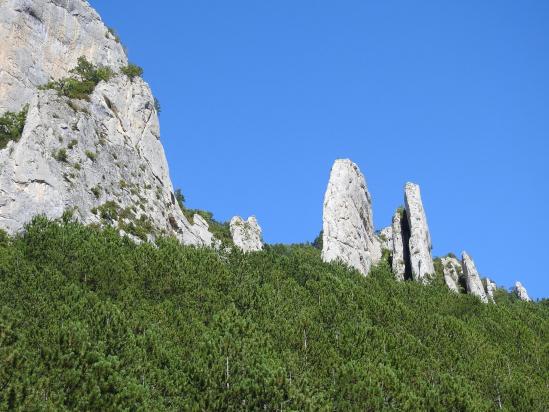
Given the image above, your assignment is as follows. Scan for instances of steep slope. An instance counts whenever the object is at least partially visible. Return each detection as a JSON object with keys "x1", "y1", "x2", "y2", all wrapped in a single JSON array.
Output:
[
  {"x1": 0, "y1": 219, "x2": 547, "y2": 410},
  {"x1": 0, "y1": 0, "x2": 212, "y2": 245}
]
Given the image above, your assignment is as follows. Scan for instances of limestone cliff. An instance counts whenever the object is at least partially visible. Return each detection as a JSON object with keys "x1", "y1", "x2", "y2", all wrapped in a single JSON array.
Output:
[
  {"x1": 230, "y1": 216, "x2": 263, "y2": 252},
  {"x1": 0, "y1": 0, "x2": 213, "y2": 245}
]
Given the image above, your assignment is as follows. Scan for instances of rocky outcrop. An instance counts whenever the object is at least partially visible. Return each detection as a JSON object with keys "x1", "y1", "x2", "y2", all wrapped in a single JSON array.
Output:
[
  {"x1": 0, "y1": 0, "x2": 127, "y2": 113},
  {"x1": 404, "y1": 183, "x2": 435, "y2": 283},
  {"x1": 514, "y1": 282, "x2": 531, "y2": 302},
  {"x1": 391, "y1": 209, "x2": 409, "y2": 281},
  {"x1": 461, "y1": 252, "x2": 488, "y2": 303},
  {"x1": 321, "y1": 159, "x2": 381, "y2": 275},
  {"x1": 230, "y1": 216, "x2": 263, "y2": 252},
  {"x1": 0, "y1": 0, "x2": 213, "y2": 245},
  {"x1": 378, "y1": 226, "x2": 392, "y2": 251},
  {"x1": 441, "y1": 256, "x2": 461, "y2": 293},
  {"x1": 483, "y1": 278, "x2": 496, "y2": 303}
]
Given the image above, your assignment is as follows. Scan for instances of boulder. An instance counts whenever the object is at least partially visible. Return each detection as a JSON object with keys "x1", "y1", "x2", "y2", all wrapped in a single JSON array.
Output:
[
  {"x1": 404, "y1": 183, "x2": 435, "y2": 283},
  {"x1": 230, "y1": 216, "x2": 263, "y2": 252},
  {"x1": 461, "y1": 252, "x2": 488, "y2": 303},
  {"x1": 321, "y1": 159, "x2": 381, "y2": 275}
]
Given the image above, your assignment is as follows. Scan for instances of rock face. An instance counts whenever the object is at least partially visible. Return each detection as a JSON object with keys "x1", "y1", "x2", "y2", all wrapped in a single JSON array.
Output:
[
  {"x1": 404, "y1": 183, "x2": 435, "y2": 283},
  {"x1": 441, "y1": 256, "x2": 461, "y2": 293},
  {"x1": 230, "y1": 216, "x2": 263, "y2": 252},
  {"x1": 321, "y1": 159, "x2": 381, "y2": 275},
  {"x1": 391, "y1": 209, "x2": 409, "y2": 281},
  {"x1": 514, "y1": 282, "x2": 531, "y2": 302},
  {"x1": 0, "y1": 0, "x2": 213, "y2": 246},
  {"x1": 378, "y1": 226, "x2": 392, "y2": 251},
  {"x1": 461, "y1": 252, "x2": 488, "y2": 303},
  {"x1": 0, "y1": 0, "x2": 127, "y2": 113},
  {"x1": 484, "y1": 278, "x2": 496, "y2": 303}
]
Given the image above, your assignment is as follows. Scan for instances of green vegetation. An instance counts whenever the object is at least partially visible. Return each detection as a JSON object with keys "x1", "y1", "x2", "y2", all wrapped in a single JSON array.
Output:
[
  {"x1": 53, "y1": 148, "x2": 68, "y2": 163},
  {"x1": 107, "y1": 27, "x2": 121, "y2": 43},
  {"x1": 85, "y1": 150, "x2": 97, "y2": 162},
  {"x1": 0, "y1": 218, "x2": 546, "y2": 410},
  {"x1": 40, "y1": 57, "x2": 114, "y2": 100},
  {"x1": 154, "y1": 96, "x2": 161, "y2": 114},
  {"x1": 175, "y1": 189, "x2": 232, "y2": 246},
  {"x1": 67, "y1": 139, "x2": 78, "y2": 150},
  {"x1": 0, "y1": 105, "x2": 28, "y2": 150},
  {"x1": 121, "y1": 63, "x2": 144, "y2": 80}
]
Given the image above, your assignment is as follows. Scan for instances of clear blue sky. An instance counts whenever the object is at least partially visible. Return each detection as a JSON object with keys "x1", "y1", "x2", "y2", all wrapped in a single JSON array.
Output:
[{"x1": 90, "y1": 1, "x2": 548, "y2": 299}]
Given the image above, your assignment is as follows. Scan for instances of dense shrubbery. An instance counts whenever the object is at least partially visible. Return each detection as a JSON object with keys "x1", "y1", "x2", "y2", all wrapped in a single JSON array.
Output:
[
  {"x1": 0, "y1": 105, "x2": 28, "y2": 150},
  {"x1": 121, "y1": 63, "x2": 144, "y2": 80},
  {"x1": 175, "y1": 189, "x2": 233, "y2": 246},
  {"x1": 40, "y1": 57, "x2": 114, "y2": 100},
  {"x1": 0, "y1": 218, "x2": 547, "y2": 410}
]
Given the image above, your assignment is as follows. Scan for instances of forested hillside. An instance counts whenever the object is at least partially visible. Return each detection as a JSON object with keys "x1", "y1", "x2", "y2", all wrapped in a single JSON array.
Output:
[{"x1": 0, "y1": 218, "x2": 547, "y2": 410}]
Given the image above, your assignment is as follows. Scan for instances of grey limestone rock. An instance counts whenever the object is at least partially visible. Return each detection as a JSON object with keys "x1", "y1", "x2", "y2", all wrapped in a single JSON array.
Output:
[
  {"x1": 321, "y1": 159, "x2": 381, "y2": 275},
  {"x1": 461, "y1": 252, "x2": 488, "y2": 303},
  {"x1": 230, "y1": 216, "x2": 263, "y2": 252}
]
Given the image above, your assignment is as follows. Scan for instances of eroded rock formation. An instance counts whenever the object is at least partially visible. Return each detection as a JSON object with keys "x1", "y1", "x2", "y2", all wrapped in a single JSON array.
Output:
[
  {"x1": 441, "y1": 256, "x2": 461, "y2": 293},
  {"x1": 404, "y1": 183, "x2": 435, "y2": 283},
  {"x1": 321, "y1": 159, "x2": 381, "y2": 275},
  {"x1": 378, "y1": 226, "x2": 392, "y2": 251},
  {"x1": 484, "y1": 278, "x2": 496, "y2": 303},
  {"x1": 230, "y1": 216, "x2": 263, "y2": 252},
  {"x1": 514, "y1": 282, "x2": 531, "y2": 302},
  {"x1": 0, "y1": 0, "x2": 213, "y2": 245},
  {"x1": 391, "y1": 209, "x2": 409, "y2": 281},
  {"x1": 461, "y1": 252, "x2": 488, "y2": 303}
]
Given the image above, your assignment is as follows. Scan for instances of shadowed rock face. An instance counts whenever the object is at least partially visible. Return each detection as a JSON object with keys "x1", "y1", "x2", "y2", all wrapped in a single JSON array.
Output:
[
  {"x1": 441, "y1": 256, "x2": 461, "y2": 293},
  {"x1": 230, "y1": 216, "x2": 263, "y2": 252},
  {"x1": 321, "y1": 159, "x2": 381, "y2": 276},
  {"x1": 391, "y1": 209, "x2": 410, "y2": 281},
  {"x1": 461, "y1": 252, "x2": 488, "y2": 303},
  {"x1": 0, "y1": 0, "x2": 213, "y2": 245},
  {"x1": 514, "y1": 282, "x2": 531, "y2": 302},
  {"x1": 404, "y1": 183, "x2": 434, "y2": 283}
]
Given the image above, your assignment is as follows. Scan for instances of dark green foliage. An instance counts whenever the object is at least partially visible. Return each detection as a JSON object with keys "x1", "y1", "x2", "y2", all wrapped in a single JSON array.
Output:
[
  {"x1": 0, "y1": 220, "x2": 547, "y2": 410},
  {"x1": 85, "y1": 150, "x2": 97, "y2": 162},
  {"x1": 0, "y1": 105, "x2": 28, "y2": 150},
  {"x1": 154, "y1": 96, "x2": 161, "y2": 114},
  {"x1": 40, "y1": 57, "x2": 114, "y2": 100},
  {"x1": 312, "y1": 230, "x2": 323, "y2": 250},
  {"x1": 121, "y1": 63, "x2": 144, "y2": 80},
  {"x1": 175, "y1": 188, "x2": 233, "y2": 246},
  {"x1": 53, "y1": 148, "x2": 68, "y2": 162}
]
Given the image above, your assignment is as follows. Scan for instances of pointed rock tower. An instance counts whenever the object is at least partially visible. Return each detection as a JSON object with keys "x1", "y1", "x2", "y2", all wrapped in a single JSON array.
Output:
[
  {"x1": 391, "y1": 209, "x2": 410, "y2": 281},
  {"x1": 404, "y1": 183, "x2": 435, "y2": 283},
  {"x1": 484, "y1": 278, "x2": 496, "y2": 303},
  {"x1": 321, "y1": 159, "x2": 381, "y2": 275},
  {"x1": 461, "y1": 252, "x2": 488, "y2": 303},
  {"x1": 514, "y1": 282, "x2": 531, "y2": 302},
  {"x1": 0, "y1": 0, "x2": 213, "y2": 245}
]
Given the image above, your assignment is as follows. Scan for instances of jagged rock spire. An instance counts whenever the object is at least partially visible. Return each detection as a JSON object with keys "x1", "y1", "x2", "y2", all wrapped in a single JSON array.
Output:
[
  {"x1": 514, "y1": 282, "x2": 532, "y2": 302},
  {"x1": 404, "y1": 183, "x2": 435, "y2": 283},
  {"x1": 461, "y1": 252, "x2": 488, "y2": 303},
  {"x1": 321, "y1": 159, "x2": 381, "y2": 275},
  {"x1": 230, "y1": 216, "x2": 263, "y2": 252},
  {"x1": 391, "y1": 209, "x2": 409, "y2": 281}
]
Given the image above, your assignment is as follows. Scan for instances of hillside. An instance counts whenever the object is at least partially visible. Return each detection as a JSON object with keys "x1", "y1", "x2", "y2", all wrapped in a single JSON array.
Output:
[{"x1": 0, "y1": 218, "x2": 547, "y2": 410}]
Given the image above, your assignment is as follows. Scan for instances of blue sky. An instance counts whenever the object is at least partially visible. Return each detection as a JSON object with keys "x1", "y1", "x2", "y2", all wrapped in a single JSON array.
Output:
[{"x1": 90, "y1": 1, "x2": 548, "y2": 299}]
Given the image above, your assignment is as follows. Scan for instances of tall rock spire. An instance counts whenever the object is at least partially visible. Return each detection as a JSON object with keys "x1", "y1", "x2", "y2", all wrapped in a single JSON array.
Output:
[
  {"x1": 514, "y1": 282, "x2": 532, "y2": 302},
  {"x1": 404, "y1": 183, "x2": 435, "y2": 283},
  {"x1": 321, "y1": 159, "x2": 381, "y2": 275}
]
